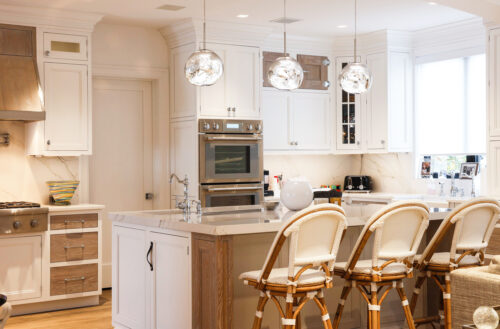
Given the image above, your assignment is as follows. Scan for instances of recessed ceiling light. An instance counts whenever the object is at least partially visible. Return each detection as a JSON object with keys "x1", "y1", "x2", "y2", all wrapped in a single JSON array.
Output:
[
  {"x1": 236, "y1": 14, "x2": 249, "y2": 18},
  {"x1": 337, "y1": 25, "x2": 347, "y2": 28},
  {"x1": 428, "y1": 1, "x2": 437, "y2": 5}
]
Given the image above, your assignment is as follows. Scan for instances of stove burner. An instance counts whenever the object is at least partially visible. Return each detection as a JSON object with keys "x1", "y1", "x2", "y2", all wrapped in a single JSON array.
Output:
[{"x1": 0, "y1": 202, "x2": 41, "y2": 209}]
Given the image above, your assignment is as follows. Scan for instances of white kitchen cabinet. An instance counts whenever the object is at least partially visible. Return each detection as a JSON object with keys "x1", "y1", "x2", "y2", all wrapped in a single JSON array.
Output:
[
  {"x1": 262, "y1": 90, "x2": 330, "y2": 152},
  {"x1": 0, "y1": 235, "x2": 42, "y2": 301},
  {"x1": 365, "y1": 51, "x2": 412, "y2": 153},
  {"x1": 150, "y1": 232, "x2": 191, "y2": 329},
  {"x1": 43, "y1": 32, "x2": 88, "y2": 61},
  {"x1": 112, "y1": 224, "x2": 191, "y2": 329},
  {"x1": 44, "y1": 62, "x2": 89, "y2": 151},
  {"x1": 488, "y1": 140, "x2": 500, "y2": 195},
  {"x1": 170, "y1": 43, "x2": 260, "y2": 119},
  {"x1": 489, "y1": 28, "x2": 500, "y2": 137},
  {"x1": 335, "y1": 56, "x2": 363, "y2": 152},
  {"x1": 112, "y1": 226, "x2": 149, "y2": 329}
]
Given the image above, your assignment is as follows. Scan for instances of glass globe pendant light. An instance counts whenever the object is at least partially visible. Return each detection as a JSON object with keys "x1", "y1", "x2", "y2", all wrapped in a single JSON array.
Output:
[
  {"x1": 339, "y1": 0, "x2": 373, "y2": 94},
  {"x1": 267, "y1": 0, "x2": 304, "y2": 90},
  {"x1": 184, "y1": 0, "x2": 223, "y2": 86}
]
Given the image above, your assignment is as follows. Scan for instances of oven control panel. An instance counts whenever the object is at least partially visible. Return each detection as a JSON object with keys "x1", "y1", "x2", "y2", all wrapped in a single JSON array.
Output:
[{"x1": 199, "y1": 119, "x2": 262, "y2": 134}]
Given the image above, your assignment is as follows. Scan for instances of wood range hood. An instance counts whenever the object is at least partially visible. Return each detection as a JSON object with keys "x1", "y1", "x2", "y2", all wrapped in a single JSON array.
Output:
[{"x1": 0, "y1": 23, "x2": 45, "y2": 122}]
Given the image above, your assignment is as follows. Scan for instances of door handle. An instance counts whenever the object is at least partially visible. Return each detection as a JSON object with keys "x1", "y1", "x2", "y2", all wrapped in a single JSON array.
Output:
[
  {"x1": 146, "y1": 241, "x2": 153, "y2": 271},
  {"x1": 203, "y1": 186, "x2": 262, "y2": 192},
  {"x1": 204, "y1": 136, "x2": 262, "y2": 141},
  {"x1": 145, "y1": 193, "x2": 154, "y2": 200}
]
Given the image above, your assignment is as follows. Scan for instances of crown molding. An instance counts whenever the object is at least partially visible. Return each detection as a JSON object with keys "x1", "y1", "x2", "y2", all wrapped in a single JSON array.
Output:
[
  {"x1": 160, "y1": 18, "x2": 273, "y2": 49},
  {"x1": 0, "y1": 4, "x2": 103, "y2": 32},
  {"x1": 333, "y1": 30, "x2": 412, "y2": 55},
  {"x1": 413, "y1": 18, "x2": 486, "y2": 58},
  {"x1": 262, "y1": 33, "x2": 334, "y2": 55}
]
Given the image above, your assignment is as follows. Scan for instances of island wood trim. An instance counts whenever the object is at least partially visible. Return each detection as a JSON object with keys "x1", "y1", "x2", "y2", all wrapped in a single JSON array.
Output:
[{"x1": 192, "y1": 233, "x2": 233, "y2": 329}]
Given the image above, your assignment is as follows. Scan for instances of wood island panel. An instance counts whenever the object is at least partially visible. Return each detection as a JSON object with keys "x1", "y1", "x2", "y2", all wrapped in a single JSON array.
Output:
[
  {"x1": 192, "y1": 233, "x2": 233, "y2": 329},
  {"x1": 50, "y1": 232, "x2": 98, "y2": 263},
  {"x1": 50, "y1": 213, "x2": 98, "y2": 230}
]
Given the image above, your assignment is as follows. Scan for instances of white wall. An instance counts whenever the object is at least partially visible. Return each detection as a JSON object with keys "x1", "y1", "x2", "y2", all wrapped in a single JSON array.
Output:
[{"x1": 92, "y1": 22, "x2": 168, "y2": 69}]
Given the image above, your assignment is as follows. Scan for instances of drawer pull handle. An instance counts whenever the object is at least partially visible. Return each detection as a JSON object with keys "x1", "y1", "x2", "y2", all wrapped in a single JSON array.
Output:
[
  {"x1": 64, "y1": 244, "x2": 85, "y2": 249},
  {"x1": 64, "y1": 219, "x2": 85, "y2": 224},
  {"x1": 64, "y1": 276, "x2": 85, "y2": 282}
]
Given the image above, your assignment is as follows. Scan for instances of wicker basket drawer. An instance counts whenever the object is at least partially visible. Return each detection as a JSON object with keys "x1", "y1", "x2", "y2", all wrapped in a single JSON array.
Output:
[
  {"x1": 50, "y1": 264, "x2": 98, "y2": 296},
  {"x1": 50, "y1": 232, "x2": 98, "y2": 263},
  {"x1": 50, "y1": 213, "x2": 98, "y2": 230}
]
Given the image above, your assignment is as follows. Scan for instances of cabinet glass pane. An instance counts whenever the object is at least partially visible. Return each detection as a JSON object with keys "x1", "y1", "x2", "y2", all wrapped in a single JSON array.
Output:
[
  {"x1": 342, "y1": 125, "x2": 348, "y2": 144},
  {"x1": 349, "y1": 125, "x2": 356, "y2": 144},
  {"x1": 342, "y1": 105, "x2": 348, "y2": 123},
  {"x1": 51, "y1": 41, "x2": 80, "y2": 53},
  {"x1": 349, "y1": 94, "x2": 355, "y2": 102},
  {"x1": 342, "y1": 90, "x2": 348, "y2": 103},
  {"x1": 349, "y1": 104, "x2": 355, "y2": 123}
]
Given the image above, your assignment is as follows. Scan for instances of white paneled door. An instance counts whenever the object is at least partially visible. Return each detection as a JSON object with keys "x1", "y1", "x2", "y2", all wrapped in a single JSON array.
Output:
[{"x1": 90, "y1": 78, "x2": 154, "y2": 287}]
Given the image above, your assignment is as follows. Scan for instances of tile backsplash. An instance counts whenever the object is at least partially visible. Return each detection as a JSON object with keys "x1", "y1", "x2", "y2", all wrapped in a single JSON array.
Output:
[{"x1": 0, "y1": 121, "x2": 80, "y2": 203}]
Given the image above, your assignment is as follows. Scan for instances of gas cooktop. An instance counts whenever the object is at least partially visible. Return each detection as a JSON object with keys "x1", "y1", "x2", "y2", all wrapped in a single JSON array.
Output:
[{"x1": 0, "y1": 201, "x2": 41, "y2": 209}]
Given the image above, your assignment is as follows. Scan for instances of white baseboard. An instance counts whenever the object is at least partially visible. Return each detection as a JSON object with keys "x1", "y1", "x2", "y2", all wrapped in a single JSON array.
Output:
[{"x1": 102, "y1": 262, "x2": 112, "y2": 288}]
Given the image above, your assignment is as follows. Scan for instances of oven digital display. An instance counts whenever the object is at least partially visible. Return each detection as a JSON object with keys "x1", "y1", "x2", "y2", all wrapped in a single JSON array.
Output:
[{"x1": 226, "y1": 123, "x2": 240, "y2": 129}]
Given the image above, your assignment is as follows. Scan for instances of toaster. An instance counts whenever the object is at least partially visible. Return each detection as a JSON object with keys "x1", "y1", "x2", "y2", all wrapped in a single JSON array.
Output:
[{"x1": 344, "y1": 176, "x2": 372, "y2": 192}]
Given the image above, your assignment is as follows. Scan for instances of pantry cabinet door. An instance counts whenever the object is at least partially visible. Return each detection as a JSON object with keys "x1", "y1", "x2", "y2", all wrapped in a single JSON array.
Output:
[
  {"x1": 44, "y1": 62, "x2": 89, "y2": 151},
  {"x1": 199, "y1": 43, "x2": 227, "y2": 117},
  {"x1": 262, "y1": 90, "x2": 290, "y2": 151},
  {"x1": 365, "y1": 52, "x2": 388, "y2": 152},
  {"x1": 489, "y1": 140, "x2": 500, "y2": 195},
  {"x1": 150, "y1": 232, "x2": 191, "y2": 329},
  {"x1": 225, "y1": 45, "x2": 260, "y2": 118},
  {"x1": 112, "y1": 226, "x2": 149, "y2": 329},
  {"x1": 489, "y1": 28, "x2": 500, "y2": 137},
  {"x1": 290, "y1": 92, "x2": 330, "y2": 150}
]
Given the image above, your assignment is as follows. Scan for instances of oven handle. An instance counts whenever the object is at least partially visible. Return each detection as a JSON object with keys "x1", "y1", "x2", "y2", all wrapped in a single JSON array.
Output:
[
  {"x1": 203, "y1": 186, "x2": 263, "y2": 192},
  {"x1": 204, "y1": 136, "x2": 262, "y2": 141}
]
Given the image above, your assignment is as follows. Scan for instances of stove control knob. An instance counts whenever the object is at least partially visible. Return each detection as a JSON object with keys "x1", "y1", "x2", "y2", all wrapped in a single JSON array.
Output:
[
  {"x1": 13, "y1": 221, "x2": 21, "y2": 229},
  {"x1": 30, "y1": 219, "x2": 39, "y2": 228},
  {"x1": 212, "y1": 122, "x2": 220, "y2": 130},
  {"x1": 202, "y1": 122, "x2": 210, "y2": 131},
  {"x1": 256, "y1": 124, "x2": 262, "y2": 132},
  {"x1": 247, "y1": 124, "x2": 253, "y2": 131}
]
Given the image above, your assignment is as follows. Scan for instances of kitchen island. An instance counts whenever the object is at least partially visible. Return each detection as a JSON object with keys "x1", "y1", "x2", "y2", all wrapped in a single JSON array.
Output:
[{"x1": 109, "y1": 204, "x2": 450, "y2": 329}]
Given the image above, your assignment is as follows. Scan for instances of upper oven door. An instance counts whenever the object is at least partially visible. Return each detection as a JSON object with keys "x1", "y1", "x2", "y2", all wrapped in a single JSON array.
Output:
[{"x1": 199, "y1": 134, "x2": 263, "y2": 183}]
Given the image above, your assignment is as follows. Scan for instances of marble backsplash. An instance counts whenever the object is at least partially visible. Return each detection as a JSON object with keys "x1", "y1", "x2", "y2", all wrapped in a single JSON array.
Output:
[{"x1": 0, "y1": 121, "x2": 80, "y2": 204}]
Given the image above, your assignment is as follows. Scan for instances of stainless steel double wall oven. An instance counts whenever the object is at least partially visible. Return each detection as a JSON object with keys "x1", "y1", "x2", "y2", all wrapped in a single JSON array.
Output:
[{"x1": 199, "y1": 119, "x2": 264, "y2": 207}]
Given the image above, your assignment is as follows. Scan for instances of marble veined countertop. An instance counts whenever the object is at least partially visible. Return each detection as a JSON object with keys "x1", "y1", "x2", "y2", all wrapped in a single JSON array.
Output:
[{"x1": 109, "y1": 204, "x2": 450, "y2": 236}]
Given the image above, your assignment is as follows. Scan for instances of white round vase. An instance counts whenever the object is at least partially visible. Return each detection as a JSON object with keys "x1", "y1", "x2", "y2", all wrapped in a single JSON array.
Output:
[{"x1": 280, "y1": 180, "x2": 313, "y2": 211}]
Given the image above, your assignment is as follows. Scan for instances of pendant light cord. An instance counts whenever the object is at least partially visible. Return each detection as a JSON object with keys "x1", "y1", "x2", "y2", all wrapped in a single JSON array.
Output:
[
  {"x1": 354, "y1": 0, "x2": 357, "y2": 59},
  {"x1": 203, "y1": 0, "x2": 206, "y2": 50},
  {"x1": 283, "y1": 0, "x2": 287, "y2": 56}
]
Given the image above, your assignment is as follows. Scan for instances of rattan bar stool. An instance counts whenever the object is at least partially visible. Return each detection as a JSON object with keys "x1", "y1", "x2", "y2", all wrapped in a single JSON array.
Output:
[
  {"x1": 332, "y1": 201, "x2": 430, "y2": 329},
  {"x1": 409, "y1": 197, "x2": 500, "y2": 329},
  {"x1": 239, "y1": 204, "x2": 348, "y2": 329}
]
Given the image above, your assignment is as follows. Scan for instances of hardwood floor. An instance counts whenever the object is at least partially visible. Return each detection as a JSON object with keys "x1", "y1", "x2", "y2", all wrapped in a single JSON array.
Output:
[{"x1": 6, "y1": 289, "x2": 112, "y2": 329}]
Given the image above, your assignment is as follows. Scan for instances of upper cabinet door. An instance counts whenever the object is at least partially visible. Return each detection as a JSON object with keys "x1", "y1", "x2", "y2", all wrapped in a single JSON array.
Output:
[
  {"x1": 44, "y1": 33, "x2": 88, "y2": 61},
  {"x1": 200, "y1": 44, "x2": 260, "y2": 118},
  {"x1": 170, "y1": 44, "x2": 197, "y2": 119},
  {"x1": 225, "y1": 45, "x2": 260, "y2": 118},
  {"x1": 489, "y1": 28, "x2": 500, "y2": 137},
  {"x1": 365, "y1": 52, "x2": 388, "y2": 151},
  {"x1": 262, "y1": 90, "x2": 290, "y2": 151},
  {"x1": 336, "y1": 57, "x2": 362, "y2": 151},
  {"x1": 290, "y1": 92, "x2": 330, "y2": 150},
  {"x1": 44, "y1": 62, "x2": 89, "y2": 151},
  {"x1": 297, "y1": 54, "x2": 330, "y2": 90}
]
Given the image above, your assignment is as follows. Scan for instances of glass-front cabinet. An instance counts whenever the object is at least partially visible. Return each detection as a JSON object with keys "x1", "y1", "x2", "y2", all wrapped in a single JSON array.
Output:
[{"x1": 336, "y1": 57, "x2": 362, "y2": 151}]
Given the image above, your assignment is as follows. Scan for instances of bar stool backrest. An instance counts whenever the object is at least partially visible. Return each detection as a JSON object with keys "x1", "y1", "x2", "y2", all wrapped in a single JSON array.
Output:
[
  {"x1": 343, "y1": 201, "x2": 430, "y2": 278},
  {"x1": 418, "y1": 198, "x2": 500, "y2": 267},
  {"x1": 257, "y1": 204, "x2": 348, "y2": 284}
]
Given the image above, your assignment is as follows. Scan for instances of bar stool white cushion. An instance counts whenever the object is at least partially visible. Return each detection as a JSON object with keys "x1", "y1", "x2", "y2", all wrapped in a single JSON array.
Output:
[
  {"x1": 239, "y1": 267, "x2": 326, "y2": 285},
  {"x1": 334, "y1": 259, "x2": 408, "y2": 275},
  {"x1": 416, "y1": 252, "x2": 480, "y2": 266}
]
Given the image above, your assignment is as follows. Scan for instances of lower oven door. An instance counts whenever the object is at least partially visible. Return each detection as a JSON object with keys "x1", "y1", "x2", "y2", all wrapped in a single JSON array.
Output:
[{"x1": 200, "y1": 183, "x2": 264, "y2": 207}]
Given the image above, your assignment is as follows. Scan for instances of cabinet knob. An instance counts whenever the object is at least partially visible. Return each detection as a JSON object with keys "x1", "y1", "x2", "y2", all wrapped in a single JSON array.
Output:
[
  {"x1": 46, "y1": 140, "x2": 51, "y2": 145},
  {"x1": 322, "y1": 58, "x2": 331, "y2": 66},
  {"x1": 231, "y1": 107, "x2": 236, "y2": 112},
  {"x1": 322, "y1": 81, "x2": 331, "y2": 88},
  {"x1": 44, "y1": 50, "x2": 50, "y2": 56},
  {"x1": 381, "y1": 140, "x2": 385, "y2": 145},
  {"x1": 356, "y1": 141, "x2": 360, "y2": 145}
]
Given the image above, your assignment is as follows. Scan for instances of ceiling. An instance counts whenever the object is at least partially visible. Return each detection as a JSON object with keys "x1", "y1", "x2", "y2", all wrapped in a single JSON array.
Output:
[{"x1": 0, "y1": 0, "x2": 476, "y2": 36}]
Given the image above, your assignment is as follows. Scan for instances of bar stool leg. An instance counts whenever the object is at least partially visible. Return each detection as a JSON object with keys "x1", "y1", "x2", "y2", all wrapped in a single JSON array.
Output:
[
  {"x1": 332, "y1": 283, "x2": 352, "y2": 329},
  {"x1": 369, "y1": 283, "x2": 380, "y2": 329},
  {"x1": 396, "y1": 281, "x2": 416, "y2": 329},
  {"x1": 252, "y1": 294, "x2": 269, "y2": 329},
  {"x1": 312, "y1": 295, "x2": 333, "y2": 329},
  {"x1": 410, "y1": 273, "x2": 427, "y2": 314},
  {"x1": 284, "y1": 297, "x2": 294, "y2": 329},
  {"x1": 443, "y1": 274, "x2": 452, "y2": 329}
]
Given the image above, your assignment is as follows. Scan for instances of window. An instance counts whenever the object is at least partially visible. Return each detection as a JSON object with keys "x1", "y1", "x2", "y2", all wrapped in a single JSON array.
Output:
[{"x1": 415, "y1": 54, "x2": 486, "y2": 178}]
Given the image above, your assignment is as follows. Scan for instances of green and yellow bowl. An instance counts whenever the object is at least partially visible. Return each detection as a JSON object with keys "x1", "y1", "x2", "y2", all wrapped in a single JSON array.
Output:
[{"x1": 46, "y1": 180, "x2": 79, "y2": 205}]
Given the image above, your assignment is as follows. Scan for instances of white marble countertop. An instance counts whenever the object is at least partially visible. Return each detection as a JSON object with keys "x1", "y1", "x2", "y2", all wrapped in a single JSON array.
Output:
[
  {"x1": 44, "y1": 204, "x2": 105, "y2": 212},
  {"x1": 109, "y1": 204, "x2": 450, "y2": 236}
]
